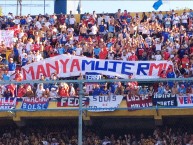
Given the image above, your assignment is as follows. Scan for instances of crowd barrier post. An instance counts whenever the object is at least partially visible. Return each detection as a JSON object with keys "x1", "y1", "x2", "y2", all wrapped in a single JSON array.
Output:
[{"x1": 78, "y1": 81, "x2": 83, "y2": 145}]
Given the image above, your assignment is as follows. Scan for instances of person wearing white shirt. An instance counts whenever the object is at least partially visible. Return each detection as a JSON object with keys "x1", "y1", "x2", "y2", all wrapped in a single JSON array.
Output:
[
  {"x1": 165, "y1": 15, "x2": 171, "y2": 29},
  {"x1": 27, "y1": 51, "x2": 34, "y2": 62},
  {"x1": 155, "y1": 41, "x2": 162, "y2": 51},
  {"x1": 69, "y1": 15, "x2": 76, "y2": 28},
  {"x1": 26, "y1": 41, "x2": 32, "y2": 53},
  {"x1": 181, "y1": 12, "x2": 188, "y2": 29},
  {"x1": 75, "y1": 45, "x2": 82, "y2": 56},
  {"x1": 108, "y1": 51, "x2": 114, "y2": 60},
  {"x1": 158, "y1": 11, "x2": 163, "y2": 23},
  {"x1": 45, "y1": 20, "x2": 51, "y2": 28},
  {"x1": 13, "y1": 17, "x2": 20, "y2": 25},
  {"x1": 90, "y1": 24, "x2": 98, "y2": 35},
  {"x1": 121, "y1": 52, "x2": 128, "y2": 61},
  {"x1": 97, "y1": 15, "x2": 103, "y2": 26},
  {"x1": 172, "y1": 13, "x2": 180, "y2": 27},
  {"x1": 34, "y1": 51, "x2": 43, "y2": 62},
  {"x1": 49, "y1": 88, "x2": 58, "y2": 98},
  {"x1": 155, "y1": 51, "x2": 162, "y2": 61},
  {"x1": 35, "y1": 21, "x2": 42, "y2": 29},
  {"x1": 36, "y1": 84, "x2": 45, "y2": 98},
  {"x1": 26, "y1": 14, "x2": 33, "y2": 23}
]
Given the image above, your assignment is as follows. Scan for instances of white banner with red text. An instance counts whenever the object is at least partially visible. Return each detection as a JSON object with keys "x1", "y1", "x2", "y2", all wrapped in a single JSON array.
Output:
[
  {"x1": 177, "y1": 94, "x2": 193, "y2": 107},
  {"x1": 21, "y1": 54, "x2": 173, "y2": 80}
]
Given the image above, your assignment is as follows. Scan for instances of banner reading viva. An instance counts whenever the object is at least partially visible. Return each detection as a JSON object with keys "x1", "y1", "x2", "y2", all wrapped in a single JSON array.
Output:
[
  {"x1": 21, "y1": 55, "x2": 173, "y2": 80},
  {"x1": 177, "y1": 94, "x2": 193, "y2": 107},
  {"x1": 21, "y1": 97, "x2": 49, "y2": 110}
]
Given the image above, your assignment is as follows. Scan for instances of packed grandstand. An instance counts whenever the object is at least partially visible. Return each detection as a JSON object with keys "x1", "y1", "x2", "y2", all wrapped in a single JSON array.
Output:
[{"x1": 0, "y1": 8, "x2": 193, "y2": 145}]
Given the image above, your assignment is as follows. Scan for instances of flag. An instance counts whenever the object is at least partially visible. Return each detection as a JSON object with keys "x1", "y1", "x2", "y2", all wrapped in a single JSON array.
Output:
[
  {"x1": 77, "y1": 2, "x2": 81, "y2": 14},
  {"x1": 153, "y1": 0, "x2": 163, "y2": 10}
]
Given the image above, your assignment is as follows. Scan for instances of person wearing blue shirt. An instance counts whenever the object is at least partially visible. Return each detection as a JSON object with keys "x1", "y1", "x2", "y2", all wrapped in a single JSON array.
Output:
[
  {"x1": 157, "y1": 84, "x2": 165, "y2": 95},
  {"x1": 21, "y1": 55, "x2": 28, "y2": 66},
  {"x1": 0, "y1": 56, "x2": 8, "y2": 65},
  {"x1": 13, "y1": 46, "x2": 19, "y2": 63},
  {"x1": 138, "y1": 86, "x2": 148, "y2": 95},
  {"x1": 94, "y1": 46, "x2": 101, "y2": 58},
  {"x1": 2, "y1": 71, "x2": 10, "y2": 81},
  {"x1": 107, "y1": 42, "x2": 113, "y2": 49},
  {"x1": 100, "y1": 85, "x2": 110, "y2": 95},
  {"x1": 66, "y1": 46, "x2": 74, "y2": 54},
  {"x1": 99, "y1": 21, "x2": 106, "y2": 35},
  {"x1": 167, "y1": 68, "x2": 176, "y2": 88},
  {"x1": 58, "y1": 45, "x2": 65, "y2": 55},
  {"x1": 92, "y1": 84, "x2": 101, "y2": 96},
  {"x1": 108, "y1": 25, "x2": 115, "y2": 33},
  {"x1": 162, "y1": 30, "x2": 169, "y2": 43},
  {"x1": 49, "y1": 17, "x2": 55, "y2": 25},
  {"x1": 20, "y1": 17, "x2": 26, "y2": 25},
  {"x1": 8, "y1": 58, "x2": 16, "y2": 71},
  {"x1": 178, "y1": 84, "x2": 186, "y2": 94},
  {"x1": 110, "y1": 82, "x2": 118, "y2": 94}
]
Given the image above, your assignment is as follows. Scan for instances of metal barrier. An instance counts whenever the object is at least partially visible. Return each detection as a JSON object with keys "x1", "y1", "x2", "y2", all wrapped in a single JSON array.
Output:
[{"x1": 0, "y1": 77, "x2": 193, "y2": 145}]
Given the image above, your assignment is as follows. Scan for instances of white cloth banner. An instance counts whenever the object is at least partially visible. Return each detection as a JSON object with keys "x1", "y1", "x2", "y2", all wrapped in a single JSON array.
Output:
[
  {"x1": 177, "y1": 94, "x2": 193, "y2": 107},
  {"x1": 21, "y1": 54, "x2": 173, "y2": 80},
  {"x1": 87, "y1": 95, "x2": 123, "y2": 112},
  {"x1": 0, "y1": 30, "x2": 14, "y2": 47}
]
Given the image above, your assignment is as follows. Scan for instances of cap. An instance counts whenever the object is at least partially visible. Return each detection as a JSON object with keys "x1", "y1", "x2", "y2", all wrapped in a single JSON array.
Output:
[{"x1": 51, "y1": 88, "x2": 56, "y2": 91}]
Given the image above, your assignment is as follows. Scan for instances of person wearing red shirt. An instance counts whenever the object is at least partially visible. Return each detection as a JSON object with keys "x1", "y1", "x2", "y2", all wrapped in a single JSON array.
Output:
[
  {"x1": 181, "y1": 54, "x2": 189, "y2": 68},
  {"x1": 159, "y1": 70, "x2": 167, "y2": 78},
  {"x1": 17, "y1": 85, "x2": 26, "y2": 98},
  {"x1": 58, "y1": 84, "x2": 69, "y2": 97},
  {"x1": 33, "y1": 42, "x2": 40, "y2": 51},
  {"x1": 45, "y1": 43, "x2": 53, "y2": 52},
  {"x1": 13, "y1": 70, "x2": 23, "y2": 82},
  {"x1": 129, "y1": 51, "x2": 138, "y2": 61},
  {"x1": 162, "y1": 49, "x2": 170, "y2": 60},
  {"x1": 174, "y1": 54, "x2": 180, "y2": 64},
  {"x1": 6, "y1": 84, "x2": 16, "y2": 97},
  {"x1": 59, "y1": 14, "x2": 66, "y2": 25},
  {"x1": 190, "y1": 46, "x2": 193, "y2": 54},
  {"x1": 99, "y1": 47, "x2": 108, "y2": 59},
  {"x1": 88, "y1": 15, "x2": 95, "y2": 26}
]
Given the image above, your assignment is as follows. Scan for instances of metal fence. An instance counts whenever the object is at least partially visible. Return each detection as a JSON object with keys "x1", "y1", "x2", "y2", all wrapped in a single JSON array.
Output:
[{"x1": 0, "y1": 77, "x2": 193, "y2": 145}]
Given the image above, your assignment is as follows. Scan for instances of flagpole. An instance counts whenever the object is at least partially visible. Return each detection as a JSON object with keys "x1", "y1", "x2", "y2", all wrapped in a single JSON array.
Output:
[{"x1": 79, "y1": 0, "x2": 81, "y2": 14}]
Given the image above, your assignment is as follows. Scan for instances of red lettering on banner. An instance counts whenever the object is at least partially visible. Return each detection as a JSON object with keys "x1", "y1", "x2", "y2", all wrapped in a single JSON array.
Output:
[
  {"x1": 70, "y1": 59, "x2": 80, "y2": 72},
  {"x1": 59, "y1": 59, "x2": 69, "y2": 73},
  {"x1": 149, "y1": 63, "x2": 163, "y2": 76},
  {"x1": 46, "y1": 61, "x2": 59, "y2": 76},
  {"x1": 187, "y1": 96, "x2": 192, "y2": 104},
  {"x1": 163, "y1": 63, "x2": 167, "y2": 70},
  {"x1": 178, "y1": 97, "x2": 184, "y2": 104},
  {"x1": 22, "y1": 66, "x2": 35, "y2": 80},
  {"x1": 36, "y1": 65, "x2": 47, "y2": 79}
]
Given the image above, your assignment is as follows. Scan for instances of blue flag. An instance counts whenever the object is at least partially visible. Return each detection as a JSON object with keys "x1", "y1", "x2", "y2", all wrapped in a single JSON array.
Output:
[
  {"x1": 77, "y1": 2, "x2": 81, "y2": 14},
  {"x1": 153, "y1": 0, "x2": 163, "y2": 10}
]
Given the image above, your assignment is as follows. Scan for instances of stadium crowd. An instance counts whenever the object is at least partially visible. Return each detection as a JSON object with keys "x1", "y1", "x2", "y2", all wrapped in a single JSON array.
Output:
[
  {"x1": 0, "y1": 125, "x2": 193, "y2": 145},
  {"x1": 0, "y1": 9, "x2": 193, "y2": 97}
]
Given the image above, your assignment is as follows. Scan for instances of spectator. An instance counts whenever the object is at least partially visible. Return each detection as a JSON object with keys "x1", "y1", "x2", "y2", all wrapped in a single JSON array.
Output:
[
  {"x1": 25, "y1": 85, "x2": 34, "y2": 98},
  {"x1": 17, "y1": 85, "x2": 26, "y2": 98}
]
